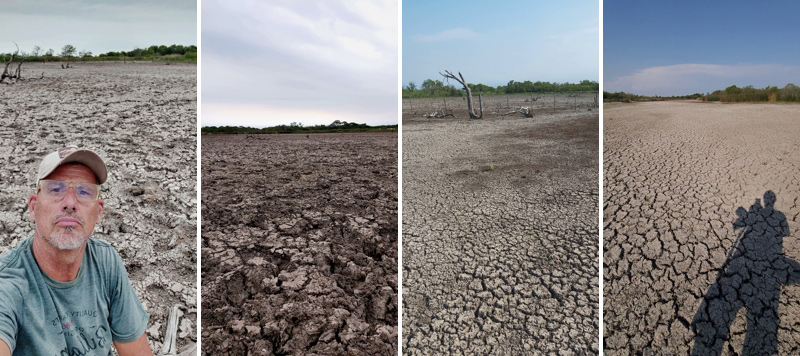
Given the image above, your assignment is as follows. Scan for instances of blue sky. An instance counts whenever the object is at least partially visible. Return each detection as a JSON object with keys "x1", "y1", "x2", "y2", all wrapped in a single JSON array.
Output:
[
  {"x1": 605, "y1": 1, "x2": 800, "y2": 96},
  {"x1": 202, "y1": 0, "x2": 398, "y2": 128},
  {"x1": 0, "y1": 0, "x2": 195, "y2": 56},
  {"x1": 403, "y1": 0, "x2": 598, "y2": 88}
]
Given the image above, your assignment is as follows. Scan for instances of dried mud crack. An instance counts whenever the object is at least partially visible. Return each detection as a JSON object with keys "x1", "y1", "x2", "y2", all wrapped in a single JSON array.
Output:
[
  {"x1": 604, "y1": 101, "x2": 800, "y2": 355},
  {"x1": 403, "y1": 112, "x2": 599, "y2": 354},
  {"x1": 201, "y1": 133, "x2": 398, "y2": 355}
]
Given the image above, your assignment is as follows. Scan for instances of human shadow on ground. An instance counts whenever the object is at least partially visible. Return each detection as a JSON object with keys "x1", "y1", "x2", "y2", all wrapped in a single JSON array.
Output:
[{"x1": 692, "y1": 191, "x2": 800, "y2": 355}]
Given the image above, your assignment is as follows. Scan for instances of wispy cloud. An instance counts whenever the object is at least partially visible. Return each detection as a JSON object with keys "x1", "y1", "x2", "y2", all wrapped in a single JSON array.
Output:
[
  {"x1": 202, "y1": 0, "x2": 397, "y2": 127},
  {"x1": 606, "y1": 63, "x2": 800, "y2": 96},
  {"x1": 411, "y1": 28, "x2": 480, "y2": 42},
  {"x1": 0, "y1": 0, "x2": 195, "y2": 54}
]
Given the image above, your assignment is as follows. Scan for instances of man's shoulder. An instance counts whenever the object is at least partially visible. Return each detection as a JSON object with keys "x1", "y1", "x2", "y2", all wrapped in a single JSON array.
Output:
[
  {"x1": 0, "y1": 238, "x2": 32, "y2": 301},
  {"x1": 86, "y1": 238, "x2": 125, "y2": 268},
  {"x1": 0, "y1": 237, "x2": 32, "y2": 275},
  {"x1": 87, "y1": 237, "x2": 114, "y2": 249}
]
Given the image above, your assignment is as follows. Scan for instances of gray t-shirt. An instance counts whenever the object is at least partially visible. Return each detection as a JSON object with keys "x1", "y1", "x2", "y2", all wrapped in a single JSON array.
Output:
[{"x1": 0, "y1": 236, "x2": 149, "y2": 355}]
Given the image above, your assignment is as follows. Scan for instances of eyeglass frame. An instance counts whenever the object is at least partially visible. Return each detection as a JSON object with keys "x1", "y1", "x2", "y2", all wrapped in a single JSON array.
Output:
[{"x1": 37, "y1": 179, "x2": 102, "y2": 203}]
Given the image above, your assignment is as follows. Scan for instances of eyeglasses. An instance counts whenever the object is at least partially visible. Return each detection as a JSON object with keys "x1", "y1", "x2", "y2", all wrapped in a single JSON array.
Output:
[{"x1": 38, "y1": 180, "x2": 101, "y2": 203}]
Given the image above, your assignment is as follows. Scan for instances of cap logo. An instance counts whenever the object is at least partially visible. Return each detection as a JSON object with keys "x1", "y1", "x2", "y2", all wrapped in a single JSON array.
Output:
[{"x1": 58, "y1": 146, "x2": 76, "y2": 158}]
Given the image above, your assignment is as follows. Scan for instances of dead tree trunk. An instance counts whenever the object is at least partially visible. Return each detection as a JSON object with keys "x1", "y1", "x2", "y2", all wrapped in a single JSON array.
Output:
[
  {"x1": 440, "y1": 70, "x2": 483, "y2": 119},
  {"x1": 0, "y1": 43, "x2": 21, "y2": 84},
  {"x1": 1, "y1": 42, "x2": 40, "y2": 84}
]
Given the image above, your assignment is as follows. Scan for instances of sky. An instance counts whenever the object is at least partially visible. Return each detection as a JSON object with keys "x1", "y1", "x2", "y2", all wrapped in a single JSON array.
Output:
[
  {"x1": 403, "y1": 0, "x2": 598, "y2": 88},
  {"x1": 202, "y1": 0, "x2": 398, "y2": 128},
  {"x1": 605, "y1": 1, "x2": 800, "y2": 96},
  {"x1": 0, "y1": 0, "x2": 196, "y2": 56}
]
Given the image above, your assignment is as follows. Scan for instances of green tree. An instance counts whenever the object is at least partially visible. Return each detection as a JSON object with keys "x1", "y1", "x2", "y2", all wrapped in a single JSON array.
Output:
[
  {"x1": 404, "y1": 82, "x2": 417, "y2": 92},
  {"x1": 421, "y1": 79, "x2": 442, "y2": 91},
  {"x1": 60, "y1": 44, "x2": 76, "y2": 57},
  {"x1": 725, "y1": 85, "x2": 742, "y2": 95}
]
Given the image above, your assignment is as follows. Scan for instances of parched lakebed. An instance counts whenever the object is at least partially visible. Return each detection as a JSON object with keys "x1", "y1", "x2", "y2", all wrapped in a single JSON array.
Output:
[
  {"x1": 201, "y1": 133, "x2": 398, "y2": 355},
  {"x1": 604, "y1": 101, "x2": 800, "y2": 354},
  {"x1": 403, "y1": 113, "x2": 599, "y2": 354}
]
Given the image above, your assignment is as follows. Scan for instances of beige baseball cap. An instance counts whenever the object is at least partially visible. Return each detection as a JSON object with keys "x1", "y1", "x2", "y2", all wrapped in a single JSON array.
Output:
[{"x1": 37, "y1": 145, "x2": 108, "y2": 184}]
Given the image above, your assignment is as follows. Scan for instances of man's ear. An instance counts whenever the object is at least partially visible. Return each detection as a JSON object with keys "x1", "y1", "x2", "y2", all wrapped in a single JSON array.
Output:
[
  {"x1": 96, "y1": 200, "x2": 104, "y2": 224},
  {"x1": 28, "y1": 194, "x2": 37, "y2": 222}
]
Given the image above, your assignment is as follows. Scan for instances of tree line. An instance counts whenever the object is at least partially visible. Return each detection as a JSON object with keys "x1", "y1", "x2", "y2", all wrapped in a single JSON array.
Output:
[
  {"x1": 705, "y1": 84, "x2": 800, "y2": 102},
  {"x1": 604, "y1": 83, "x2": 800, "y2": 103},
  {"x1": 403, "y1": 79, "x2": 598, "y2": 98},
  {"x1": 0, "y1": 44, "x2": 197, "y2": 63},
  {"x1": 202, "y1": 120, "x2": 398, "y2": 135},
  {"x1": 603, "y1": 92, "x2": 703, "y2": 102}
]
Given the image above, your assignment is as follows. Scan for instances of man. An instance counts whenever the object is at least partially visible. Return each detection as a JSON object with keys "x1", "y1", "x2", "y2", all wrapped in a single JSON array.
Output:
[
  {"x1": 692, "y1": 190, "x2": 799, "y2": 355},
  {"x1": 0, "y1": 146, "x2": 152, "y2": 355}
]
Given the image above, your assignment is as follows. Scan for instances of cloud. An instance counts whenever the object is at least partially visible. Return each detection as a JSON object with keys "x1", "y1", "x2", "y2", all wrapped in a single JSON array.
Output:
[
  {"x1": 606, "y1": 63, "x2": 800, "y2": 96},
  {"x1": 411, "y1": 28, "x2": 480, "y2": 42},
  {"x1": 0, "y1": 0, "x2": 196, "y2": 54},
  {"x1": 201, "y1": 0, "x2": 398, "y2": 127}
]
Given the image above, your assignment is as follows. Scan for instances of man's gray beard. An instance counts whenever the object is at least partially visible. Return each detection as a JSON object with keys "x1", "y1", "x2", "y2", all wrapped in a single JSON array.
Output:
[{"x1": 38, "y1": 226, "x2": 86, "y2": 250}]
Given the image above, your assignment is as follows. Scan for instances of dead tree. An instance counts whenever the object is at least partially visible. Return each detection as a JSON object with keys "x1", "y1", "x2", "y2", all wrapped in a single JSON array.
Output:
[
  {"x1": 440, "y1": 70, "x2": 483, "y2": 119},
  {"x1": 1, "y1": 43, "x2": 43, "y2": 84},
  {"x1": 1, "y1": 43, "x2": 24, "y2": 84}
]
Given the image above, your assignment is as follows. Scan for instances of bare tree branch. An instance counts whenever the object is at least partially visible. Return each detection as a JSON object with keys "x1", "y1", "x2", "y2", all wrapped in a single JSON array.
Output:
[{"x1": 1, "y1": 42, "x2": 42, "y2": 84}]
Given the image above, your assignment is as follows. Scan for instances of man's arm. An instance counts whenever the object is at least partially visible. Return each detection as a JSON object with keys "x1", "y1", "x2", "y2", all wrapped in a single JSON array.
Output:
[
  {"x1": 0, "y1": 339, "x2": 9, "y2": 356},
  {"x1": 114, "y1": 333, "x2": 153, "y2": 356}
]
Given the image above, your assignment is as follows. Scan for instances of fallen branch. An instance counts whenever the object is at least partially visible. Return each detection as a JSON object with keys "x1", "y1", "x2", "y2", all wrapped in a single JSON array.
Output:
[
  {"x1": 423, "y1": 106, "x2": 457, "y2": 119},
  {"x1": 501, "y1": 106, "x2": 534, "y2": 118}
]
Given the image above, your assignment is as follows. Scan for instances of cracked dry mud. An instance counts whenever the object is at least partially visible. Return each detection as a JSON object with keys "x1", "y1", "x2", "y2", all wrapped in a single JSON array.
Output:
[
  {"x1": 403, "y1": 112, "x2": 599, "y2": 354},
  {"x1": 0, "y1": 62, "x2": 197, "y2": 352},
  {"x1": 201, "y1": 133, "x2": 398, "y2": 355},
  {"x1": 604, "y1": 101, "x2": 800, "y2": 355}
]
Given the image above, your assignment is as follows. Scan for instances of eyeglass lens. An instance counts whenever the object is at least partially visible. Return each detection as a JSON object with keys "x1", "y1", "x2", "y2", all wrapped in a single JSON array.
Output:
[{"x1": 40, "y1": 180, "x2": 99, "y2": 202}]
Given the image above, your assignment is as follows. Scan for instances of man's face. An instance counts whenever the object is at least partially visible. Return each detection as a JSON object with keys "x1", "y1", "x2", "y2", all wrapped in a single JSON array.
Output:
[{"x1": 28, "y1": 163, "x2": 104, "y2": 250}]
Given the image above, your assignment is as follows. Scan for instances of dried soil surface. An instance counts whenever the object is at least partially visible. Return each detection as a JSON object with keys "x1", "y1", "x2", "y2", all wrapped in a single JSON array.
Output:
[
  {"x1": 0, "y1": 62, "x2": 197, "y2": 352},
  {"x1": 403, "y1": 112, "x2": 599, "y2": 354},
  {"x1": 604, "y1": 101, "x2": 800, "y2": 355},
  {"x1": 201, "y1": 133, "x2": 398, "y2": 355}
]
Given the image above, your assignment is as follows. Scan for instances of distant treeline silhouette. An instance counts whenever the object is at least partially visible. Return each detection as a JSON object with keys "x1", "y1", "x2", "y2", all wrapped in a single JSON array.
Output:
[
  {"x1": 0, "y1": 43, "x2": 197, "y2": 63},
  {"x1": 202, "y1": 120, "x2": 398, "y2": 135}
]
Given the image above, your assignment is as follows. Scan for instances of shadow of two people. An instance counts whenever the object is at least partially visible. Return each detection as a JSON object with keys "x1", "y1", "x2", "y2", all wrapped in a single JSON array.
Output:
[{"x1": 692, "y1": 191, "x2": 800, "y2": 355}]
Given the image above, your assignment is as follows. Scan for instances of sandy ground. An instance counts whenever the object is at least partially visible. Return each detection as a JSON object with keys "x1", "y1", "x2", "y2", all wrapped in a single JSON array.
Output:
[
  {"x1": 0, "y1": 62, "x2": 197, "y2": 353},
  {"x1": 604, "y1": 101, "x2": 800, "y2": 354},
  {"x1": 403, "y1": 112, "x2": 599, "y2": 354},
  {"x1": 201, "y1": 133, "x2": 398, "y2": 355}
]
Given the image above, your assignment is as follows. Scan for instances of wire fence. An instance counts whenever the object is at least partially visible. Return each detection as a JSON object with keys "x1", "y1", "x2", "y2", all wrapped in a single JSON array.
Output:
[{"x1": 402, "y1": 92, "x2": 599, "y2": 116}]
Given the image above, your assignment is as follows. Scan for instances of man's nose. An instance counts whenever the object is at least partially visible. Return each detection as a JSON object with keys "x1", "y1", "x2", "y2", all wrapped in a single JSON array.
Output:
[{"x1": 61, "y1": 187, "x2": 78, "y2": 212}]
